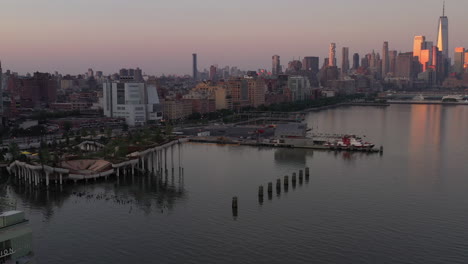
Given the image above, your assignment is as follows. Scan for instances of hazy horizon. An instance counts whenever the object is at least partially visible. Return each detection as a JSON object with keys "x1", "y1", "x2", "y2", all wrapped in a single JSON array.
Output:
[{"x1": 1, "y1": 0, "x2": 466, "y2": 76}]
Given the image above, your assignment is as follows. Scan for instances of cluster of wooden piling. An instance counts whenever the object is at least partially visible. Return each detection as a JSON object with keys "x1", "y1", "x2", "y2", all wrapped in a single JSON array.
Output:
[
  {"x1": 258, "y1": 167, "x2": 310, "y2": 203},
  {"x1": 232, "y1": 167, "x2": 310, "y2": 216}
]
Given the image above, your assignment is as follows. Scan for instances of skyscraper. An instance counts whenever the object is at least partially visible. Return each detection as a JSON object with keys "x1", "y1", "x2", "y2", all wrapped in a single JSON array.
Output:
[
  {"x1": 329, "y1": 43, "x2": 336, "y2": 67},
  {"x1": 272, "y1": 55, "x2": 281, "y2": 75},
  {"x1": 420, "y1": 49, "x2": 432, "y2": 72},
  {"x1": 396, "y1": 52, "x2": 414, "y2": 79},
  {"x1": 87, "y1": 68, "x2": 94, "y2": 78},
  {"x1": 192, "y1": 53, "x2": 198, "y2": 80},
  {"x1": 437, "y1": 2, "x2": 449, "y2": 59},
  {"x1": 454, "y1": 47, "x2": 465, "y2": 74},
  {"x1": 341, "y1": 47, "x2": 350, "y2": 75},
  {"x1": 209, "y1": 65, "x2": 217, "y2": 81},
  {"x1": 389, "y1": 50, "x2": 397, "y2": 75},
  {"x1": 413, "y1": 36, "x2": 426, "y2": 60},
  {"x1": 302, "y1": 56, "x2": 319, "y2": 72},
  {"x1": 352, "y1": 53, "x2": 360, "y2": 69},
  {"x1": 432, "y1": 46, "x2": 439, "y2": 67},
  {"x1": 382, "y1": 42, "x2": 389, "y2": 77},
  {"x1": 369, "y1": 50, "x2": 377, "y2": 68}
]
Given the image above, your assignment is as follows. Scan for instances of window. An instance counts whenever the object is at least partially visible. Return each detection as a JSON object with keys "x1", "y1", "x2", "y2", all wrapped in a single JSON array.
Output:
[{"x1": 117, "y1": 83, "x2": 125, "y2": 105}]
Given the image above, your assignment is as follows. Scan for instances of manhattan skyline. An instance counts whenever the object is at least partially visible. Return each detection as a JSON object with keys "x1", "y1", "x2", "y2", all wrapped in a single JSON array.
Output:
[{"x1": 0, "y1": 0, "x2": 467, "y2": 75}]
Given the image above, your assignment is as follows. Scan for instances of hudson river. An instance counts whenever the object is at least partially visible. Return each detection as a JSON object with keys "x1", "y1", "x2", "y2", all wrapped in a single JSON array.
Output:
[{"x1": 3, "y1": 104, "x2": 468, "y2": 264}]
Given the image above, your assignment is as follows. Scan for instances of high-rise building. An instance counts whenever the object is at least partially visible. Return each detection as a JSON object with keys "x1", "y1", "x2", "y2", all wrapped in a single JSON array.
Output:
[
  {"x1": 227, "y1": 78, "x2": 249, "y2": 109},
  {"x1": 432, "y1": 46, "x2": 439, "y2": 67},
  {"x1": 102, "y1": 81, "x2": 163, "y2": 126},
  {"x1": 87, "y1": 68, "x2": 94, "y2": 78},
  {"x1": 119, "y1": 68, "x2": 143, "y2": 81},
  {"x1": 389, "y1": 50, "x2": 397, "y2": 75},
  {"x1": 95, "y1": 71, "x2": 103, "y2": 78},
  {"x1": 396, "y1": 52, "x2": 415, "y2": 79},
  {"x1": 437, "y1": 2, "x2": 449, "y2": 59},
  {"x1": 369, "y1": 50, "x2": 377, "y2": 68},
  {"x1": 420, "y1": 49, "x2": 432, "y2": 72},
  {"x1": 246, "y1": 78, "x2": 265, "y2": 107},
  {"x1": 209, "y1": 65, "x2": 217, "y2": 81},
  {"x1": 341, "y1": 47, "x2": 350, "y2": 76},
  {"x1": 119, "y1": 68, "x2": 129, "y2": 77},
  {"x1": 329, "y1": 43, "x2": 336, "y2": 67},
  {"x1": 134, "y1": 67, "x2": 143, "y2": 81},
  {"x1": 227, "y1": 77, "x2": 264, "y2": 108},
  {"x1": 272, "y1": 55, "x2": 281, "y2": 75},
  {"x1": 302, "y1": 56, "x2": 319, "y2": 72},
  {"x1": 432, "y1": 46, "x2": 446, "y2": 83},
  {"x1": 454, "y1": 47, "x2": 465, "y2": 74},
  {"x1": 352, "y1": 53, "x2": 360, "y2": 69},
  {"x1": 382, "y1": 42, "x2": 389, "y2": 77},
  {"x1": 287, "y1": 60, "x2": 302, "y2": 73},
  {"x1": 413, "y1": 36, "x2": 426, "y2": 60},
  {"x1": 361, "y1": 57, "x2": 369, "y2": 69},
  {"x1": 423, "y1": 41, "x2": 433, "y2": 50},
  {"x1": 192, "y1": 53, "x2": 198, "y2": 80}
]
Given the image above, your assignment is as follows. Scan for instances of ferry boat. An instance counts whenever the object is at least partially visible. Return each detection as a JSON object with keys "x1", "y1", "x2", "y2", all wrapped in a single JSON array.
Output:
[{"x1": 442, "y1": 95, "x2": 464, "y2": 102}]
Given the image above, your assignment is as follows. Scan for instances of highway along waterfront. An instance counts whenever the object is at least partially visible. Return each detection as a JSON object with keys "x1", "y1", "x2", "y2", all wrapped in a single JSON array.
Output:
[{"x1": 1, "y1": 104, "x2": 468, "y2": 264}]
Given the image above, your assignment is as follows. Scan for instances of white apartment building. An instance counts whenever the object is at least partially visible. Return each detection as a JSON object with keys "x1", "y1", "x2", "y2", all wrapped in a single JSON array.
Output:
[{"x1": 103, "y1": 81, "x2": 162, "y2": 126}]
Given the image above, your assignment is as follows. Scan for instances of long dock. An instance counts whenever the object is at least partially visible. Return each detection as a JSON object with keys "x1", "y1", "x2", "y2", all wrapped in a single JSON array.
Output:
[
  {"x1": 388, "y1": 100, "x2": 468, "y2": 105},
  {"x1": 189, "y1": 138, "x2": 382, "y2": 153}
]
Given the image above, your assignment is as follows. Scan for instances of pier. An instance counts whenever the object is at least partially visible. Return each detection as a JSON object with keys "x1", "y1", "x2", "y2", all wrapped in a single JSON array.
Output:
[
  {"x1": 5, "y1": 138, "x2": 189, "y2": 187},
  {"x1": 189, "y1": 137, "x2": 382, "y2": 153}
]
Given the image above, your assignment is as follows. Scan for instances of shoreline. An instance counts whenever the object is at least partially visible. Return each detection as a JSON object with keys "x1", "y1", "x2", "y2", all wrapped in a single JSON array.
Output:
[{"x1": 388, "y1": 100, "x2": 468, "y2": 105}]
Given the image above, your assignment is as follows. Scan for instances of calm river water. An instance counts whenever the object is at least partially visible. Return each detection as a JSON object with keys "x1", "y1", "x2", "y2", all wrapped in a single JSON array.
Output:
[{"x1": 2, "y1": 104, "x2": 468, "y2": 264}]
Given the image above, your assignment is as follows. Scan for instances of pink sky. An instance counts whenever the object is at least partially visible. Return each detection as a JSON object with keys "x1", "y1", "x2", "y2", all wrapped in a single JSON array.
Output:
[{"x1": 0, "y1": 0, "x2": 466, "y2": 75}]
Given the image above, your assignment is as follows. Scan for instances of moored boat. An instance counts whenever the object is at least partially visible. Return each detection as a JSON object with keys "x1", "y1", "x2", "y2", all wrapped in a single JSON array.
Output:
[{"x1": 324, "y1": 135, "x2": 375, "y2": 149}]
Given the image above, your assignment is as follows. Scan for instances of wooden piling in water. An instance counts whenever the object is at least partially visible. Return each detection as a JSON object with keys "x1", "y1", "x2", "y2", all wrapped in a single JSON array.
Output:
[
  {"x1": 258, "y1": 186, "x2": 264, "y2": 197},
  {"x1": 284, "y1": 175, "x2": 289, "y2": 187},
  {"x1": 267, "y1": 182, "x2": 273, "y2": 194},
  {"x1": 232, "y1": 197, "x2": 238, "y2": 209}
]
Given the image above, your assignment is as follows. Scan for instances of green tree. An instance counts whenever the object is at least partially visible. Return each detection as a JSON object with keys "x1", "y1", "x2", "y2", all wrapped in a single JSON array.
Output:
[
  {"x1": 105, "y1": 128, "x2": 112, "y2": 139},
  {"x1": 8, "y1": 142, "x2": 20, "y2": 161},
  {"x1": 152, "y1": 127, "x2": 163, "y2": 143},
  {"x1": 187, "y1": 112, "x2": 202, "y2": 120},
  {"x1": 63, "y1": 121, "x2": 72, "y2": 134},
  {"x1": 165, "y1": 124, "x2": 173, "y2": 136},
  {"x1": 38, "y1": 142, "x2": 51, "y2": 165}
]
